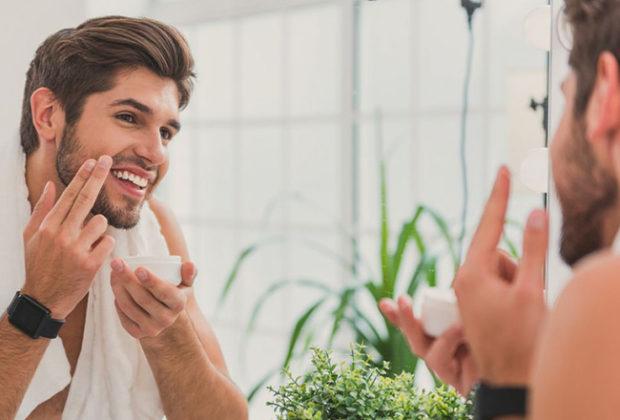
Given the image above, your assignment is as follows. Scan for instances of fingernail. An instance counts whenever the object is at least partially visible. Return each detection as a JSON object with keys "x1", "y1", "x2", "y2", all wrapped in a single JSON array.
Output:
[
  {"x1": 498, "y1": 165, "x2": 510, "y2": 181},
  {"x1": 43, "y1": 181, "x2": 50, "y2": 195},
  {"x1": 136, "y1": 268, "x2": 148, "y2": 282},
  {"x1": 84, "y1": 159, "x2": 96, "y2": 172},
  {"x1": 111, "y1": 259, "x2": 123, "y2": 272},
  {"x1": 528, "y1": 210, "x2": 546, "y2": 230},
  {"x1": 98, "y1": 155, "x2": 112, "y2": 168}
]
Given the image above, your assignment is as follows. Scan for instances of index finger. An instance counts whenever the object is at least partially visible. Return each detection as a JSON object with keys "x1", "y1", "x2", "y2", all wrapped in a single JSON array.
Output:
[
  {"x1": 41, "y1": 158, "x2": 97, "y2": 229},
  {"x1": 63, "y1": 155, "x2": 113, "y2": 231},
  {"x1": 466, "y1": 166, "x2": 511, "y2": 261}
]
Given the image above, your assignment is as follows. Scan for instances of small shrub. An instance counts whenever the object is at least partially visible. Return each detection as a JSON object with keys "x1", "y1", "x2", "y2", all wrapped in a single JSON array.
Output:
[{"x1": 268, "y1": 345, "x2": 473, "y2": 419}]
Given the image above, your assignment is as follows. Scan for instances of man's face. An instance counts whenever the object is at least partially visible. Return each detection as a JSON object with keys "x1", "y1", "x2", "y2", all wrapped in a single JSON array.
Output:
[
  {"x1": 56, "y1": 67, "x2": 181, "y2": 229},
  {"x1": 550, "y1": 72, "x2": 618, "y2": 266}
]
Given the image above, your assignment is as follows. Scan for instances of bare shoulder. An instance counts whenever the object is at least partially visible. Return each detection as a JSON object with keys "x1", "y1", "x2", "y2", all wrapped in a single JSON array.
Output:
[
  {"x1": 147, "y1": 197, "x2": 189, "y2": 261},
  {"x1": 531, "y1": 251, "x2": 620, "y2": 419},
  {"x1": 559, "y1": 250, "x2": 620, "y2": 310}
]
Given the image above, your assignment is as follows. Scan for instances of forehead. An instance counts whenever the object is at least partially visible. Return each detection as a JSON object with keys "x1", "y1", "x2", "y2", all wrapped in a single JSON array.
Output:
[{"x1": 86, "y1": 67, "x2": 181, "y2": 118}]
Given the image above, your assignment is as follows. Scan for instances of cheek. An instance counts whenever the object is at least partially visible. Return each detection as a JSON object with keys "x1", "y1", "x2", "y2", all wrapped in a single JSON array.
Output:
[
  {"x1": 550, "y1": 113, "x2": 573, "y2": 172},
  {"x1": 159, "y1": 160, "x2": 169, "y2": 180}
]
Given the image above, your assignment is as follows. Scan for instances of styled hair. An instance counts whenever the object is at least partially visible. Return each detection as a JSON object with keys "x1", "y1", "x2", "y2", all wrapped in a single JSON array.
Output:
[
  {"x1": 19, "y1": 16, "x2": 195, "y2": 155},
  {"x1": 564, "y1": 0, "x2": 620, "y2": 116}
]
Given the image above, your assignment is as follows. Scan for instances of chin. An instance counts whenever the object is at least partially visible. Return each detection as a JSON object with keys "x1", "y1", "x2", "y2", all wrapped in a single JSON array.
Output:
[{"x1": 92, "y1": 193, "x2": 144, "y2": 230}]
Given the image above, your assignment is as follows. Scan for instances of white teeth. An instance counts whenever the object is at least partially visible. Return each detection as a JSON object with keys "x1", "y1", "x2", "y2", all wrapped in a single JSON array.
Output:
[{"x1": 112, "y1": 170, "x2": 148, "y2": 188}]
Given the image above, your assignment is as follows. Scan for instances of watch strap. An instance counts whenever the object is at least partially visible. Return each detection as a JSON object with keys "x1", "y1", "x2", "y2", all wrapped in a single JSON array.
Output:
[
  {"x1": 7, "y1": 291, "x2": 65, "y2": 339},
  {"x1": 37, "y1": 316, "x2": 65, "y2": 339},
  {"x1": 474, "y1": 381, "x2": 528, "y2": 420}
]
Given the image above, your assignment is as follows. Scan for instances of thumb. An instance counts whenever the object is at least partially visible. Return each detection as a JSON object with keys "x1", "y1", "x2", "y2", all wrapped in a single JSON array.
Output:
[
  {"x1": 23, "y1": 181, "x2": 56, "y2": 241},
  {"x1": 180, "y1": 261, "x2": 197, "y2": 287},
  {"x1": 516, "y1": 209, "x2": 548, "y2": 289}
]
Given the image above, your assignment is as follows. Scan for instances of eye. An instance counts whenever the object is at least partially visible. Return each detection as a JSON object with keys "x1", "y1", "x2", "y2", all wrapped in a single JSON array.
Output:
[
  {"x1": 160, "y1": 127, "x2": 173, "y2": 141},
  {"x1": 116, "y1": 113, "x2": 136, "y2": 124}
]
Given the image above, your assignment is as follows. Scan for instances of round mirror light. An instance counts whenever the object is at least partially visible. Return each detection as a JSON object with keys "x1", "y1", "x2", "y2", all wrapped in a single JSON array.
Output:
[{"x1": 519, "y1": 147, "x2": 549, "y2": 194}]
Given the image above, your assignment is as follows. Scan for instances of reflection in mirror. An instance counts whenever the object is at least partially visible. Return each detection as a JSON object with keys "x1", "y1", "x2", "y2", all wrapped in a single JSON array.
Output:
[{"x1": 151, "y1": 1, "x2": 549, "y2": 416}]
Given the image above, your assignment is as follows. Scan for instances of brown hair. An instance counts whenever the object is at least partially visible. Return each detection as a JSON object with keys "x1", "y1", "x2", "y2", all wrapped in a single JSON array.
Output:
[
  {"x1": 564, "y1": 0, "x2": 620, "y2": 117},
  {"x1": 19, "y1": 16, "x2": 195, "y2": 155}
]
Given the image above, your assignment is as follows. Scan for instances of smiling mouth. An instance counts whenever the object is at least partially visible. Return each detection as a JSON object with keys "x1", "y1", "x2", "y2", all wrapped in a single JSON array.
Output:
[{"x1": 111, "y1": 170, "x2": 148, "y2": 190}]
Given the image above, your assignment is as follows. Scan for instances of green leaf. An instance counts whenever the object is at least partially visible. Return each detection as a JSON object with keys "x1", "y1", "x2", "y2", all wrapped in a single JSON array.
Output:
[
  {"x1": 282, "y1": 298, "x2": 327, "y2": 369},
  {"x1": 424, "y1": 256, "x2": 438, "y2": 288},
  {"x1": 217, "y1": 236, "x2": 285, "y2": 305},
  {"x1": 407, "y1": 254, "x2": 437, "y2": 296},
  {"x1": 247, "y1": 366, "x2": 283, "y2": 402},
  {"x1": 350, "y1": 304, "x2": 383, "y2": 345},
  {"x1": 390, "y1": 206, "x2": 425, "y2": 287},
  {"x1": 379, "y1": 161, "x2": 393, "y2": 294},
  {"x1": 327, "y1": 287, "x2": 355, "y2": 347},
  {"x1": 218, "y1": 243, "x2": 258, "y2": 305},
  {"x1": 345, "y1": 316, "x2": 379, "y2": 352},
  {"x1": 421, "y1": 205, "x2": 459, "y2": 270},
  {"x1": 365, "y1": 280, "x2": 383, "y2": 302},
  {"x1": 245, "y1": 278, "x2": 333, "y2": 336},
  {"x1": 502, "y1": 234, "x2": 520, "y2": 259}
]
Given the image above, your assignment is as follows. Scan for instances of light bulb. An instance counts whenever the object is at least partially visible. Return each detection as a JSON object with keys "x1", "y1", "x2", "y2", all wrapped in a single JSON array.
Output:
[{"x1": 519, "y1": 147, "x2": 549, "y2": 194}]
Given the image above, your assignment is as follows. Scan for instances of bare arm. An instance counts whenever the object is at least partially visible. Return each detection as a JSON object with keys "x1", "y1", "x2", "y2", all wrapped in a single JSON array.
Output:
[
  {"x1": 0, "y1": 315, "x2": 50, "y2": 417},
  {"x1": 148, "y1": 198, "x2": 230, "y2": 375},
  {"x1": 531, "y1": 253, "x2": 620, "y2": 419},
  {"x1": 136, "y1": 198, "x2": 247, "y2": 420},
  {"x1": 1, "y1": 157, "x2": 115, "y2": 417}
]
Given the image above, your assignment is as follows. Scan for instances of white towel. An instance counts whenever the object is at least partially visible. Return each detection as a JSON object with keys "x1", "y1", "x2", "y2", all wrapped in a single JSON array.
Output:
[{"x1": 0, "y1": 136, "x2": 168, "y2": 420}]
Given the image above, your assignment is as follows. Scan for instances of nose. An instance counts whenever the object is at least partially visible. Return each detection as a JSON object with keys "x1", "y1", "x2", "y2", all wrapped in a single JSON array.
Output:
[{"x1": 134, "y1": 129, "x2": 167, "y2": 167}]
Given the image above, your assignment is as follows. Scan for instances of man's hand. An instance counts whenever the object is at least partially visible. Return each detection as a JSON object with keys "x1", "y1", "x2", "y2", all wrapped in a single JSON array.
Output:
[
  {"x1": 379, "y1": 296, "x2": 478, "y2": 395},
  {"x1": 110, "y1": 259, "x2": 197, "y2": 339},
  {"x1": 454, "y1": 166, "x2": 548, "y2": 386},
  {"x1": 22, "y1": 156, "x2": 115, "y2": 319}
]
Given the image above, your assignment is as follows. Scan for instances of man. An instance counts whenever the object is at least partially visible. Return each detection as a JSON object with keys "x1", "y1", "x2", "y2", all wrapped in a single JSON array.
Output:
[
  {"x1": 0, "y1": 16, "x2": 248, "y2": 419},
  {"x1": 381, "y1": 0, "x2": 620, "y2": 417}
]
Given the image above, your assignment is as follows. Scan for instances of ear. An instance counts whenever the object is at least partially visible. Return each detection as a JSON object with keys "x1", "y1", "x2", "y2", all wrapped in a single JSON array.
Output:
[
  {"x1": 30, "y1": 87, "x2": 65, "y2": 148},
  {"x1": 586, "y1": 52, "x2": 620, "y2": 145}
]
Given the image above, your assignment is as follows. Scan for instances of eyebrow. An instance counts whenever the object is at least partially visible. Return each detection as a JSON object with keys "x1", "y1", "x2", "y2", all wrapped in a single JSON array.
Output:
[{"x1": 110, "y1": 98, "x2": 181, "y2": 132}]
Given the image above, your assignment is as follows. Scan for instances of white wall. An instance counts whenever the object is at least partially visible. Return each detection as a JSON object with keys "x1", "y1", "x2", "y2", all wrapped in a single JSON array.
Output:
[{"x1": 0, "y1": 0, "x2": 86, "y2": 141}]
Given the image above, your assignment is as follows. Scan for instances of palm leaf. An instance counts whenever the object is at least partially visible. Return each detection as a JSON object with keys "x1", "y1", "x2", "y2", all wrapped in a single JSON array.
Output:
[
  {"x1": 379, "y1": 161, "x2": 393, "y2": 293},
  {"x1": 247, "y1": 366, "x2": 282, "y2": 402},
  {"x1": 282, "y1": 298, "x2": 327, "y2": 369},
  {"x1": 245, "y1": 278, "x2": 333, "y2": 336},
  {"x1": 421, "y1": 205, "x2": 459, "y2": 270},
  {"x1": 391, "y1": 206, "x2": 425, "y2": 285},
  {"x1": 327, "y1": 287, "x2": 355, "y2": 347},
  {"x1": 218, "y1": 236, "x2": 284, "y2": 305},
  {"x1": 350, "y1": 304, "x2": 384, "y2": 345}
]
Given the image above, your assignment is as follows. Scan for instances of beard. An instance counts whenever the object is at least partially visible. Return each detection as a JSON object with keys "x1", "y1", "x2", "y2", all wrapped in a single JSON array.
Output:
[
  {"x1": 55, "y1": 124, "x2": 151, "y2": 229},
  {"x1": 556, "y1": 118, "x2": 618, "y2": 266}
]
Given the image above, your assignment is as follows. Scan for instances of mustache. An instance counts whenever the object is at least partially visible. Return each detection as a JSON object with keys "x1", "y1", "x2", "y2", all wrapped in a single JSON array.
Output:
[{"x1": 111, "y1": 155, "x2": 160, "y2": 183}]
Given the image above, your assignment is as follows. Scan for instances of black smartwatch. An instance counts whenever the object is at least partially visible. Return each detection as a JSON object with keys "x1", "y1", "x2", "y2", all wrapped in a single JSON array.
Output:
[
  {"x1": 7, "y1": 291, "x2": 65, "y2": 339},
  {"x1": 474, "y1": 381, "x2": 528, "y2": 420}
]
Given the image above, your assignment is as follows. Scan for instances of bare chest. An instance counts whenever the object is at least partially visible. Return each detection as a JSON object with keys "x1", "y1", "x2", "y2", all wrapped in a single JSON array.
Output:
[{"x1": 25, "y1": 297, "x2": 88, "y2": 419}]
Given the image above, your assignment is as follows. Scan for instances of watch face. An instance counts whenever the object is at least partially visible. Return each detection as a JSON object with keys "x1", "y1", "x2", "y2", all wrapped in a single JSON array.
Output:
[{"x1": 11, "y1": 298, "x2": 46, "y2": 336}]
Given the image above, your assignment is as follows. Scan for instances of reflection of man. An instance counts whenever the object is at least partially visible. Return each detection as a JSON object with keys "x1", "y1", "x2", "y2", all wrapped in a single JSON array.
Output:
[
  {"x1": 381, "y1": 0, "x2": 620, "y2": 417},
  {"x1": 0, "y1": 16, "x2": 247, "y2": 419}
]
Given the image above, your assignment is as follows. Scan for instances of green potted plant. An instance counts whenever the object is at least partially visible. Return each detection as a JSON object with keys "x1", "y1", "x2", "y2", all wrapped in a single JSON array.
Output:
[
  {"x1": 268, "y1": 345, "x2": 473, "y2": 419},
  {"x1": 219, "y1": 159, "x2": 470, "y2": 398}
]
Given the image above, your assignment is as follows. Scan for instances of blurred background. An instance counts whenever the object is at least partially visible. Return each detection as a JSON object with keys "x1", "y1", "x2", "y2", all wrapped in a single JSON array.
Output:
[{"x1": 1, "y1": 0, "x2": 549, "y2": 417}]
